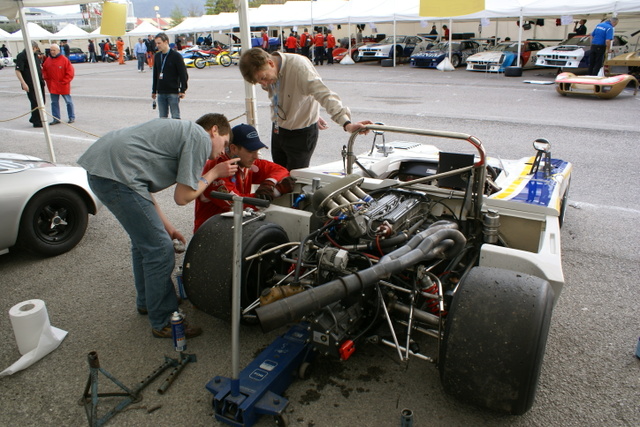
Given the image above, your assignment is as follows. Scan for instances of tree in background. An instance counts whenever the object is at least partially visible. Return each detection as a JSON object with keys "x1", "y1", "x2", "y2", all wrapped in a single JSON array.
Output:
[
  {"x1": 170, "y1": 5, "x2": 185, "y2": 25},
  {"x1": 204, "y1": 0, "x2": 294, "y2": 15}
]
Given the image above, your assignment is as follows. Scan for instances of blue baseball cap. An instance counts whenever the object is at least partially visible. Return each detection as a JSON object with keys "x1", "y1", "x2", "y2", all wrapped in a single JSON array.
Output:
[{"x1": 231, "y1": 124, "x2": 268, "y2": 151}]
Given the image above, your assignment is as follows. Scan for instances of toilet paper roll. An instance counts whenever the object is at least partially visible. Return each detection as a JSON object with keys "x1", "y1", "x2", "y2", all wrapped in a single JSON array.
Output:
[{"x1": 9, "y1": 299, "x2": 51, "y2": 355}]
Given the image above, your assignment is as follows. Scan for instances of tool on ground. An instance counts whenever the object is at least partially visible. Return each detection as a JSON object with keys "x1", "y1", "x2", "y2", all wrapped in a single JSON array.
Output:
[
  {"x1": 204, "y1": 192, "x2": 315, "y2": 426},
  {"x1": 79, "y1": 350, "x2": 196, "y2": 426}
]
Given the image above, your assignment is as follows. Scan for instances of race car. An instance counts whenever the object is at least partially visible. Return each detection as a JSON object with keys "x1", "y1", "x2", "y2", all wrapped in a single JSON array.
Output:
[
  {"x1": 466, "y1": 40, "x2": 546, "y2": 72},
  {"x1": 183, "y1": 124, "x2": 572, "y2": 416},
  {"x1": 0, "y1": 153, "x2": 101, "y2": 256},
  {"x1": 357, "y1": 35, "x2": 431, "y2": 61},
  {"x1": 536, "y1": 35, "x2": 629, "y2": 69},
  {"x1": 410, "y1": 40, "x2": 482, "y2": 68}
]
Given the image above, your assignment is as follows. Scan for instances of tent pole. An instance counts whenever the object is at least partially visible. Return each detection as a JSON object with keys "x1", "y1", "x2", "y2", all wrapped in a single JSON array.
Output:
[
  {"x1": 393, "y1": 17, "x2": 396, "y2": 67},
  {"x1": 517, "y1": 10, "x2": 524, "y2": 67},
  {"x1": 17, "y1": 2, "x2": 56, "y2": 162},
  {"x1": 235, "y1": 0, "x2": 257, "y2": 129}
]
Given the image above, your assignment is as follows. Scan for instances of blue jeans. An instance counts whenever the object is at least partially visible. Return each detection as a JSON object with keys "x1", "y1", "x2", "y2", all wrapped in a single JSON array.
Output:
[
  {"x1": 51, "y1": 94, "x2": 75, "y2": 122},
  {"x1": 157, "y1": 93, "x2": 180, "y2": 119},
  {"x1": 87, "y1": 175, "x2": 178, "y2": 330},
  {"x1": 136, "y1": 53, "x2": 146, "y2": 71}
]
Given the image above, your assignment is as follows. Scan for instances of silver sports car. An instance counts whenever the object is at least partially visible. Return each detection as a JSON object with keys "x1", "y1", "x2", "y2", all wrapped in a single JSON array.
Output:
[{"x1": 0, "y1": 153, "x2": 101, "y2": 257}]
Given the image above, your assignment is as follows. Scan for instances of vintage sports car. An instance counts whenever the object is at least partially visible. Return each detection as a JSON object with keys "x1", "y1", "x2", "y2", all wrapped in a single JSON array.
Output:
[
  {"x1": 536, "y1": 35, "x2": 629, "y2": 69},
  {"x1": 411, "y1": 40, "x2": 482, "y2": 68},
  {"x1": 555, "y1": 71, "x2": 638, "y2": 99},
  {"x1": 357, "y1": 35, "x2": 431, "y2": 61},
  {"x1": 0, "y1": 153, "x2": 100, "y2": 256},
  {"x1": 183, "y1": 124, "x2": 572, "y2": 415},
  {"x1": 68, "y1": 47, "x2": 87, "y2": 63},
  {"x1": 605, "y1": 50, "x2": 640, "y2": 77},
  {"x1": 466, "y1": 41, "x2": 545, "y2": 72}
]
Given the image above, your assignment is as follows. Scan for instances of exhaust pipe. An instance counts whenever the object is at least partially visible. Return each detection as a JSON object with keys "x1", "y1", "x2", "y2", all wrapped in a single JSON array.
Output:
[{"x1": 255, "y1": 225, "x2": 466, "y2": 332}]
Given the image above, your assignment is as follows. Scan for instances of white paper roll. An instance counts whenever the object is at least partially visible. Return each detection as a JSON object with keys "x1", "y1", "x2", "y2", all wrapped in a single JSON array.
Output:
[{"x1": 9, "y1": 299, "x2": 51, "y2": 355}]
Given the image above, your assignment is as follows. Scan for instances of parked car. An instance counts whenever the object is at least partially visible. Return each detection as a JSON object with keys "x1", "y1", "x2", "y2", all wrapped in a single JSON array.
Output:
[
  {"x1": 411, "y1": 40, "x2": 482, "y2": 68},
  {"x1": 466, "y1": 41, "x2": 546, "y2": 72},
  {"x1": 184, "y1": 124, "x2": 572, "y2": 416},
  {"x1": 0, "y1": 153, "x2": 100, "y2": 256},
  {"x1": 357, "y1": 35, "x2": 432, "y2": 61},
  {"x1": 536, "y1": 35, "x2": 629, "y2": 69},
  {"x1": 605, "y1": 50, "x2": 640, "y2": 77},
  {"x1": 68, "y1": 47, "x2": 87, "y2": 63}
]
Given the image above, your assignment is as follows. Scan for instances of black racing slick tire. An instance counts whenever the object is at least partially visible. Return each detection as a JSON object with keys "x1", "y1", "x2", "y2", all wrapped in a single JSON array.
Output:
[
  {"x1": 440, "y1": 266, "x2": 554, "y2": 415},
  {"x1": 450, "y1": 55, "x2": 461, "y2": 68},
  {"x1": 194, "y1": 57, "x2": 206, "y2": 69},
  {"x1": 18, "y1": 187, "x2": 89, "y2": 256},
  {"x1": 352, "y1": 50, "x2": 360, "y2": 62},
  {"x1": 183, "y1": 215, "x2": 289, "y2": 321},
  {"x1": 218, "y1": 53, "x2": 232, "y2": 67}
]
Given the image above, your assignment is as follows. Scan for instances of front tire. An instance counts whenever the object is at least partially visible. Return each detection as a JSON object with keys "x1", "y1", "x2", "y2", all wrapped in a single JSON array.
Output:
[
  {"x1": 194, "y1": 57, "x2": 206, "y2": 69},
  {"x1": 18, "y1": 187, "x2": 89, "y2": 256},
  {"x1": 183, "y1": 216, "x2": 289, "y2": 321},
  {"x1": 440, "y1": 266, "x2": 554, "y2": 415}
]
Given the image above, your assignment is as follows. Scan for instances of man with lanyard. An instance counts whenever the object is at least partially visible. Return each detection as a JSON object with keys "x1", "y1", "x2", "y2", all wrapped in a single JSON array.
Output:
[
  {"x1": 193, "y1": 123, "x2": 292, "y2": 233},
  {"x1": 152, "y1": 32, "x2": 188, "y2": 119},
  {"x1": 588, "y1": 17, "x2": 619, "y2": 76},
  {"x1": 238, "y1": 48, "x2": 371, "y2": 170},
  {"x1": 15, "y1": 41, "x2": 45, "y2": 128}
]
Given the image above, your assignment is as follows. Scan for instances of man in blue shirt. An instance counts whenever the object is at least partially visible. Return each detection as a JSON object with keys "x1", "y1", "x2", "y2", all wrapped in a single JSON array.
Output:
[{"x1": 589, "y1": 17, "x2": 619, "y2": 75}]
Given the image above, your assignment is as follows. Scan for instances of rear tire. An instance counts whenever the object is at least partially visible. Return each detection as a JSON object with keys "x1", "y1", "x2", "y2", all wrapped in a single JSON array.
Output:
[
  {"x1": 183, "y1": 216, "x2": 289, "y2": 321},
  {"x1": 218, "y1": 53, "x2": 232, "y2": 67},
  {"x1": 352, "y1": 50, "x2": 360, "y2": 62},
  {"x1": 451, "y1": 55, "x2": 461, "y2": 68},
  {"x1": 440, "y1": 266, "x2": 554, "y2": 415}
]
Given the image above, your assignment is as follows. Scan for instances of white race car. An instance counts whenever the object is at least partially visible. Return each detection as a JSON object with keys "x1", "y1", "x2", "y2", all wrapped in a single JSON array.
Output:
[
  {"x1": 0, "y1": 154, "x2": 101, "y2": 256},
  {"x1": 357, "y1": 35, "x2": 432, "y2": 60},
  {"x1": 536, "y1": 35, "x2": 629, "y2": 69},
  {"x1": 466, "y1": 41, "x2": 546, "y2": 72},
  {"x1": 184, "y1": 125, "x2": 572, "y2": 416}
]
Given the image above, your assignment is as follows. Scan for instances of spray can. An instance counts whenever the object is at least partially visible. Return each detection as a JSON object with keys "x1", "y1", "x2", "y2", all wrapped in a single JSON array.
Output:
[
  {"x1": 152, "y1": 100, "x2": 157, "y2": 110},
  {"x1": 171, "y1": 311, "x2": 186, "y2": 352},
  {"x1": 175, "y1": 265, "x2": 187, "y2": 300}
]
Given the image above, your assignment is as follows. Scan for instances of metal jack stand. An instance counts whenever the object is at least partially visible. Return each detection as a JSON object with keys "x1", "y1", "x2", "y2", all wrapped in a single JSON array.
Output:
[
  {"x1": 80, "y1": 351, "x2": 196, "y2": 427},
  {"x1": 205, "y1": 193, "x2": 314, "y2": 427}
]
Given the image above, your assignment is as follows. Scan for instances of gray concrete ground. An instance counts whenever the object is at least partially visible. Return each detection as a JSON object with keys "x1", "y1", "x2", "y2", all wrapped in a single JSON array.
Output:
[{"x1": 0, "y1": 59, "x2": 639, "y2": 427}]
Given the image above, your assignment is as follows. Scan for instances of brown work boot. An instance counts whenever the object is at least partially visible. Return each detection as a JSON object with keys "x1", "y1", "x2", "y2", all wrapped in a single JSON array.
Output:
[{"x1": 152, "y1": 321, "x2": 202, "y2": 339}]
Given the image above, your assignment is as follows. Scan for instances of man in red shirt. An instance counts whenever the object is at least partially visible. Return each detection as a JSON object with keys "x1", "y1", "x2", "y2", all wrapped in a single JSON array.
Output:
[
  {"x1": 285, "y1": 33, "x2": 298, "y2": 53},
  {"x1": 326, "y1": 29, "x2": 336, "y2": 64},
  {"x1": 42, "y1": 43, "x2": 75, "y2": 124},
  {"x1": 261, "y1": 29, "x2": 269, "y2": 51},
  {"x1": 313, "y1": 30, "x2": 325, "y2": 65},
  {"x1": 194, "y1": 124, "x2": 293, "y2": 233},
  {"x1": 300, "y1": 28, "x2": 311, "y2": 58}
]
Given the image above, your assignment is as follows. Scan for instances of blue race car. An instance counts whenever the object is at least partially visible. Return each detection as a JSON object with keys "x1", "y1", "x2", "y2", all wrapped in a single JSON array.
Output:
[
  {"x1": 68, "y1": 47, "x2": 87, "y2": 63},
  {"x1": 410, "y1": 40, "x2": 481, "y2": 68}
]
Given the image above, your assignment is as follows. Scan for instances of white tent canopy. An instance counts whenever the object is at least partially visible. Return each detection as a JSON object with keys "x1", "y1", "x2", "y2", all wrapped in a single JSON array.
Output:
[
  {"x1": 52, "y1": 23, "x2": 89, "y2": 40},
  {"x1": 126, "y1": 21, "x2": 161, "y2": 37},
  {"x1": 0, "y1": 27, "x2": 12, "y2": 41},
  {"x1": 9, "y1": 22, "x2": 54, "y2": 40}
]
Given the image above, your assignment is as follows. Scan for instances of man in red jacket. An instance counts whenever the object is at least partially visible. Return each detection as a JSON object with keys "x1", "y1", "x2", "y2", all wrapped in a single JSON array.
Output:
[
  {"x1": 42, "y1": 43, "x2": 75, "y2": 125},
  {"x1": 313, "y1": 30, "x2": 325, "y2": 65},
  {"x1": 194, "y1": 124, "x2": 293, "y2": 233},
  {"x1": 326, "y1": 29, "x2": 336, "y2": 64}
]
